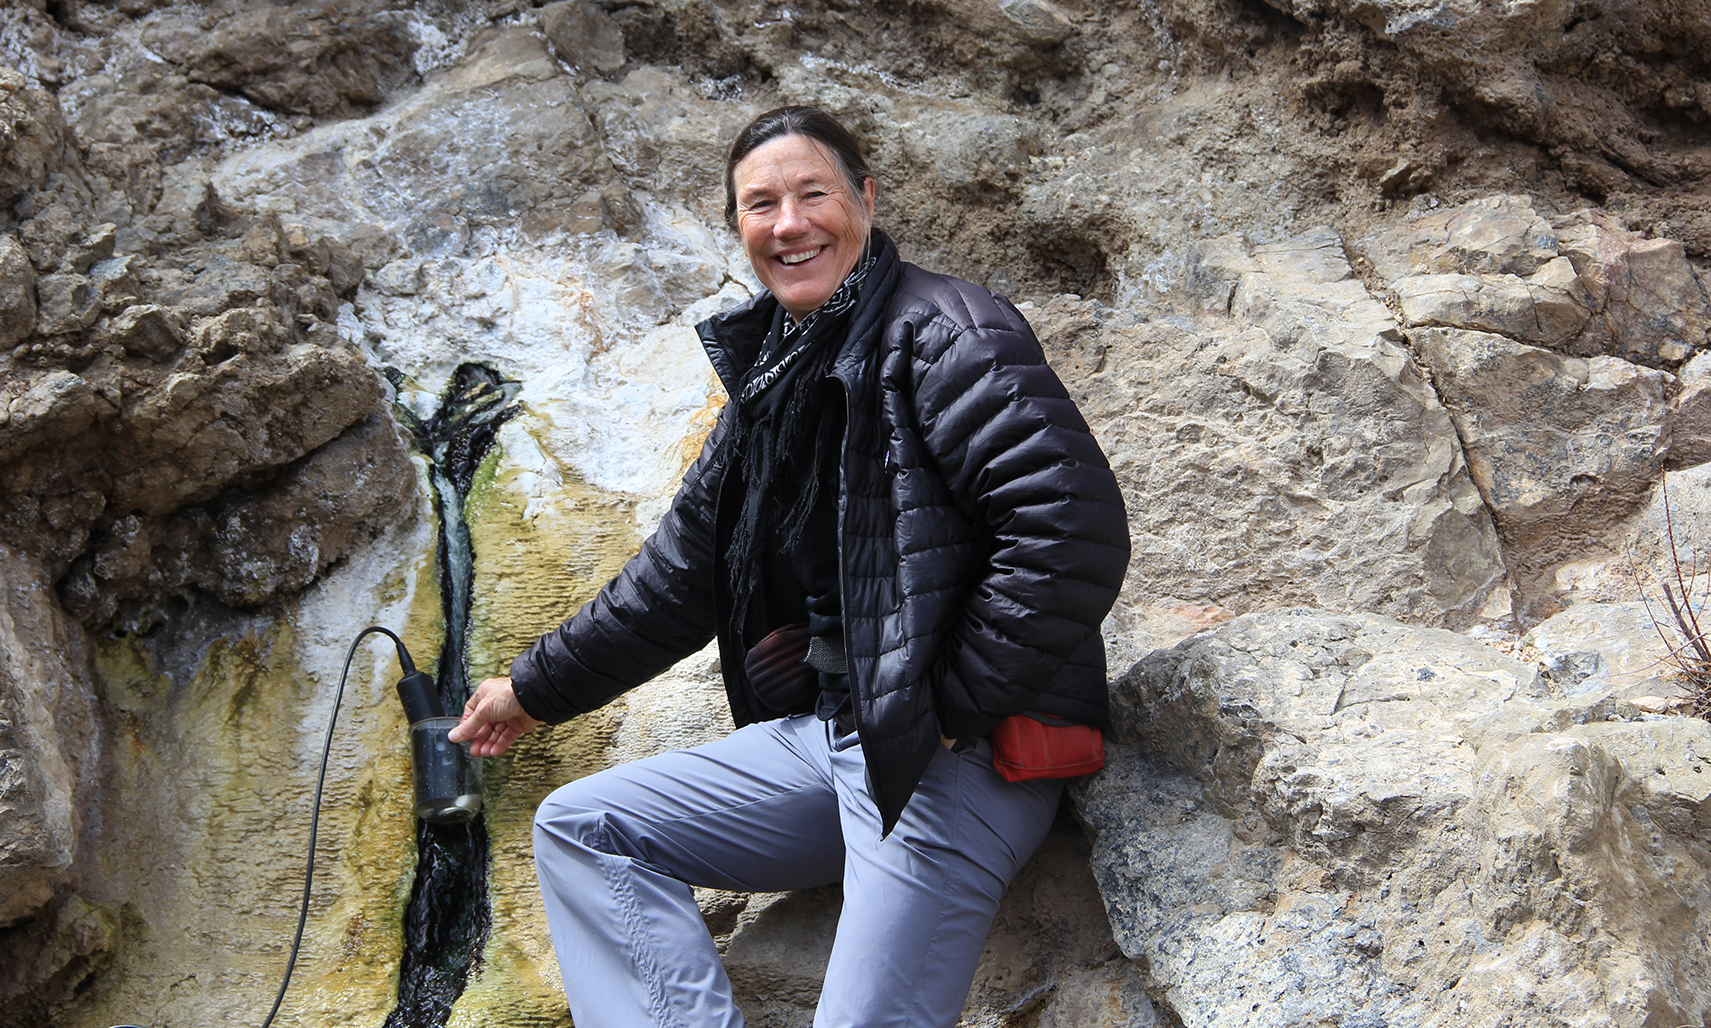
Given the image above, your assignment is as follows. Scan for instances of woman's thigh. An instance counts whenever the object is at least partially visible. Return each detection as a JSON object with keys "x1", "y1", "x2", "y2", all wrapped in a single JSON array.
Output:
[
  {"x1": 816, "y1": 736, "x2": 1063, "y2": 1028},
  {"x1": 535, "y1": 714, "x2": 847, "y2": 893}
]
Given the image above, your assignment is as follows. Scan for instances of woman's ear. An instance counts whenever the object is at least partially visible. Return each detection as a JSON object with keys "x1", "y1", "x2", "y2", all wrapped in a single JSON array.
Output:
[{"x1": 862, "y1": 176, "x2": 876, "y2": 215}]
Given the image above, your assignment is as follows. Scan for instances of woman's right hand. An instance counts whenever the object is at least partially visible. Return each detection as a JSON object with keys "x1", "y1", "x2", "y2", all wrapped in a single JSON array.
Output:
[{"x1": 447, "y1": 676, "x2": 543, "y2": 757}]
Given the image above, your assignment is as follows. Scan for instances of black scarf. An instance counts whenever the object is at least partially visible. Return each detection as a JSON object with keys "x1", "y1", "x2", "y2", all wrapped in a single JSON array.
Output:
[{"x1": 721, "y1": 231, "x2": 897, "y2": 633}]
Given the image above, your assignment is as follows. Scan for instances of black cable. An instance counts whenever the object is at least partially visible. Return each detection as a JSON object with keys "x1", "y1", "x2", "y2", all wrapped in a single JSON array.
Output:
[
  {"x1": 111, "y1": 625, "x2": 415, "y2": 1028},
  {"x1": 258, "y1": 625, "x2": 412, "y2": 1028}
]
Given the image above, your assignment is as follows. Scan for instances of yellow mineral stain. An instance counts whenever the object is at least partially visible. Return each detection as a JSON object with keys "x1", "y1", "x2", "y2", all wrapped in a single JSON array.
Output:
[
  {"x1": 73, "y1": 618, "x2": 405, "y2": 1028},
  {"x1": 450, "y1": 436, "x2": 647, "y2": 1025},
  {"x1": 70, "y1": 517, "x2": 443, "y2": 1028},
  {"x1": 283, "y1": 532, "x2": 443, "y2": 1027},
  {"x1": 674, "y1": 386, "x2": 728, "y2": 481}
]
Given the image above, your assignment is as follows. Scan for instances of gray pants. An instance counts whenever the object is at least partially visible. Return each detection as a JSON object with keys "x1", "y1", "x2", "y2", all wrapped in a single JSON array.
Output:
[{"x1": 533, "y1": 713, "x2": 1063, "y2": 1028}]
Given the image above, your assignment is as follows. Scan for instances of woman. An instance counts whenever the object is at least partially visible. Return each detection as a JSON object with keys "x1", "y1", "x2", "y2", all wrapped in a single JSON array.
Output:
[{"x1": 449, "y1": 105, "x2": 1130, "y2": 1028}]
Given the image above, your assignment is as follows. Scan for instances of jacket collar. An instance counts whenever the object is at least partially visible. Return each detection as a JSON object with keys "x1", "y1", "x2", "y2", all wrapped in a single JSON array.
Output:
[{"x1": 697, "y1": 231, "x2": 900, "y2": 393}]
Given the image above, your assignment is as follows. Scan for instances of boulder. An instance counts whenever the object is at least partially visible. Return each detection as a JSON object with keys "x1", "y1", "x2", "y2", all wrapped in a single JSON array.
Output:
[
  {"x1": 0, "y1": 68, "x2": 74, "y2": 210},
  {"x1": 34, "y1": 272, "x2": 100, "y2": 335},
  {"x1": 1669, "y1": 352, "x2": 1711, "y2": 471},
  {"x1": 211, "y1": 25, "x2": 619, "y2": 245},
  {"x1": 1080, "y1": 608, "x2": 1711, "y2": 1028},
  {"x1": 1520, "y1": 600, "x2": 1689, "y2": 701},
  {"x1": 930, "y1": 0, "x2": 1077, "y2": 49},
  {"x1": 144, "y1": 1, "x2": 420, "y2": 117},
  {"x1": 583, "y1": 67, "x2": 755, "y2": 211},
  {"x1": 0, "y1": 235, "x2": 39, "y2": 348},
  {"x1": 1557, "y1": 210, "x2": 1711, "y2": 369},
  {"x1": 0, "y1": 545, "x2": 116, "y2": 1022},
  {"x1": 57, "y1": 412, "x2": 418, "y2": 631},
  {"x1": 541, "y1": 0, "x2": 627, "y2": 75},
  {"x1": 0, "y1": 546, "x2": 99, "y2": 929},
  {"x1": 1391, "y1": 260, "x2": 1590, "y2": 349},
  {"x1": 0, "y1": 301, "x2": 396, "y2": 585},
  {"x1": 87, "y1": 255, "x2": 142, "y2": 313}
]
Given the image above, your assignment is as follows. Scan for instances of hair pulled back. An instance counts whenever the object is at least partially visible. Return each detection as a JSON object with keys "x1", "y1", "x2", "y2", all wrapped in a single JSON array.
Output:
[{"x1": 723, "y1": 105, "x2": 874, "y2": 230}]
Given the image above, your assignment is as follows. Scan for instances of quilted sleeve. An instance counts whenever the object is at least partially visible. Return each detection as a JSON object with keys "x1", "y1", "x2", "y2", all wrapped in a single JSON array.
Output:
[
  {"x1": 509, "y1": 408, "x2": 728, "y2": 723},
  {"x1": 907, "y1": 289, "x2": 1130, "y2": 739}
]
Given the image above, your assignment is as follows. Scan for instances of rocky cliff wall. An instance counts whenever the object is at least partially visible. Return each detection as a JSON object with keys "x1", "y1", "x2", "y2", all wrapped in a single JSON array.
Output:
[{"x1": 1, "y1": 0, "x2": 1708, "y2": 1026}]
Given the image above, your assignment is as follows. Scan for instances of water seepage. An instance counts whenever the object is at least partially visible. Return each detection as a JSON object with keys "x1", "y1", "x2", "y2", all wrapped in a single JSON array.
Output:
[{"x1": 384, "y1": 363, "x2": 520, "y2": 1027}]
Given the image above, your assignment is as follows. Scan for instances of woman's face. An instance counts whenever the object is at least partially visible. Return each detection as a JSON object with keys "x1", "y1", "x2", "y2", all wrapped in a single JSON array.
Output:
[{"x1": 732, "y1": 133, "x2": 875, "y2": 319}]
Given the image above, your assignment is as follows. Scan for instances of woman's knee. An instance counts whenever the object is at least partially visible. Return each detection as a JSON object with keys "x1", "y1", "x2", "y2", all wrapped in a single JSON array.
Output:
[{"x1": 535, "y1": 779, "x2": 618, "y2": 851}]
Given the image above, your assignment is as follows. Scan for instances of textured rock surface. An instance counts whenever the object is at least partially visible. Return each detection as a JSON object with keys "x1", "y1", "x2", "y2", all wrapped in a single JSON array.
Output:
[
  {"x1": 1364, "y1": 195, "x2": 1711, "y2": 368},
  {"x1": 1521, "y1": 600, "x2": 1685, "y2": 700},
  {"x1": 1041, "y1": 228, "x2": 1506, "y2": 662},
  {"x1": 1079, "y1": 608, "x2": 1711, "y2": 1028},
  {"x1": 1414, "y1": 326, "x2": 1672, "y2": 619},
  {"x1": 0, "y1": 0, "x2": 1708, "y2": 1026},
  {"x1": 0, "y1": 545, "x2": 99, "y2": 932}
]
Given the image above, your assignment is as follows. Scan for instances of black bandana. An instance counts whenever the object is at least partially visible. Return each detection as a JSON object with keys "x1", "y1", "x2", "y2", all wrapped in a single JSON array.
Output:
[
  {"x1": 739, "y1": 255, "x2": 874, "y2": 406},
  {"x1": 721, "y1": 242, "x2": 887, "y2": 635}
]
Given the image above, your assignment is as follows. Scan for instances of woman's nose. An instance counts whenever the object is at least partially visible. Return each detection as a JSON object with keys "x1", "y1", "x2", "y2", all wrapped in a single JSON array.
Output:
[{"x1": 773, "y1": 196, "x2": 809, "y2": 235}]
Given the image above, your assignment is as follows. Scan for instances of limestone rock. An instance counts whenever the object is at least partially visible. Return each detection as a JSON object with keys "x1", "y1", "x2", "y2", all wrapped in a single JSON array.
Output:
[
  {"x1": 1048, "y1": 228, "x2": 1505, "y2": 660},
  {"x1": 161, "y1": 256, "x2": 273, "y2": 315},
  {"x1": 0, "y1": 544, "x2": 101, "y2": 930},
  {"x1": 213, "y1": 25, "x2": 617, "y2": 245},
  {"x1": 0, "y1": 368, "x2": 117, "y2": 466},
  {"x1": 145, "y1": 1, "x2": 420, "y2": 117},
  {"x1": 0, "y1": 303, "x2": 395, "y2": 585},
  {"x1": 1367, "y1": 196, "x2": 1711, "y2": 369},
  {"x1": 1365, "y1": 195, "x2": 1559, "y2": 282},
  {"x1": 0, "y1": 68, "x2": 74, "y2": 211},
  {"x1": 1521, "y1": 601, "x2": 1687, "y2": 700},
  {"x1": 1256, "y1": 0, "x2": 1711, "y2": 193},
  {"x1": 897, "y1": 105, "x2": 1040, "y2": 202},
  {"x1": 33, "y1": 272, "x2": 99, "y2": 335},
  {"x1": 0, "y1": 894, "x2": 121, "y2": 1025},
  {"x1": 1624, "y1": 462, "x2": 1711, "y2": 658},
  {"x1": 0, "y1": 235, "x2": 39, "y2": 348},
  {"x1": 584, "y1": 67, "x2": 755, "y2": 210},
  {"x1": 87, "y1": 255, "x2": 142, "y2": 313},
  {"x1": 541, "y1": 0, "x2": 627, "y2": 75},
  {"x1": 1081, "y1": 608, "x2": 1711, "y2": 1028},
  {"x1": 1392, "y1": 260, "x2": 1591, "y2": 349},
  {"x1": 1557, "y1": 210, "x2": 1711, "y2": 369},
  {"x1": 934, "y1": 0, "x2": 1077, "y2": 48},
  {"x1": 57, "y1": 412, "x2": 417, "y2": 630},
  {"x1": 1413, "y1": 326, "x2": 1672, "y2": 620},
  {"x1": 1670, "y1": 352, "x2": 1711, "y2": 471}
]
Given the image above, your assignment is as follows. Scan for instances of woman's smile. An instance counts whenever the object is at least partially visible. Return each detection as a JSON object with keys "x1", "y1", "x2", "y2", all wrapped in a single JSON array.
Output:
[{"x1": 732, "y1": 133, "x2": 875, "y2": 318}]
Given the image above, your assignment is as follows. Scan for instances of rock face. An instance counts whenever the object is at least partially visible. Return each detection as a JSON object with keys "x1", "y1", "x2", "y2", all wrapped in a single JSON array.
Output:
[
  {"x1": 1033, "y1": 227, "x2": 1509, "y2": 662},
  {"x1": 1079, "y1": 609, "x2": 1711, "y2": 1028},
  {"x1": 1, "y1": 0, "x2": 1709, "y2": 1026},
  {"x1": 0, "y1": 545, "x2": 99, "y2": 932}
]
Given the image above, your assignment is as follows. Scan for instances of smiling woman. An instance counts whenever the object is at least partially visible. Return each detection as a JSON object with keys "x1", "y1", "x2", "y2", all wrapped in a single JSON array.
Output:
[
  {"x1": 730, "y1": 132, "x2": 876, "y2": 318},
  {"x1": 450, "y1": 105, "x2": 1131, "y2": 1028}
]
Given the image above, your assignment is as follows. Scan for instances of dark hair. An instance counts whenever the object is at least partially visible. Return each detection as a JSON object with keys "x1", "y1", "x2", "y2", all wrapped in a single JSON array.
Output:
[{"x1": 723, "y1": 105, "x2": 874, "y2": 229}]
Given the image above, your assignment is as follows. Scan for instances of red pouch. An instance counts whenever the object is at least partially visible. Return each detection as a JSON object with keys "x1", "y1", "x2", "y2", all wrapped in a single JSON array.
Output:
[{"x1": 989, "y1": 712, "x2": 1106, "y2": 782}]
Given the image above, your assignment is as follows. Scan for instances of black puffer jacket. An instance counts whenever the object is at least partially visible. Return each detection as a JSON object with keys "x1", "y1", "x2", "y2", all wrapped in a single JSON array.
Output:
[{"x1": 512, "y1": 237, "x2": 1130, "y2": 832}]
